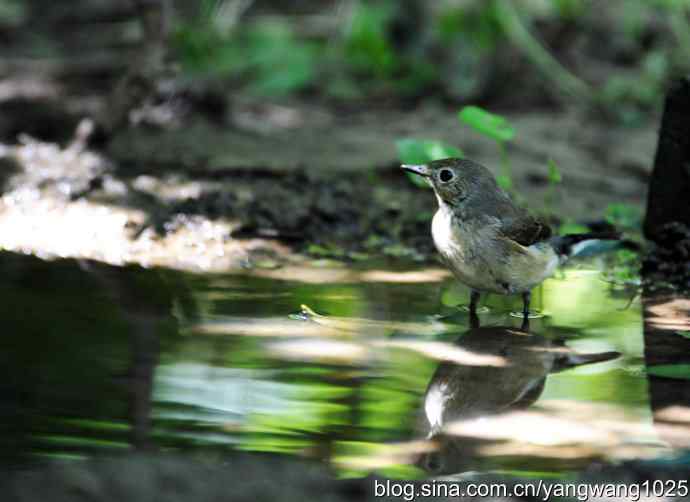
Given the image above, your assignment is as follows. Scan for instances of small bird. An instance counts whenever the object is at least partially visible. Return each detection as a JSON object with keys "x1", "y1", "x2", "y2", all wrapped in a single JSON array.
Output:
[{"x1": 402, "y1": 158, "x2": 617, "y2": 317}]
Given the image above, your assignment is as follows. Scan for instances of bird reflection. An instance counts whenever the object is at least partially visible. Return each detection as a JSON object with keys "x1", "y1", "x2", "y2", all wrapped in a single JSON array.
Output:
[{"x1": 416, "y1": 322, "x2": 619, "y2": 475}]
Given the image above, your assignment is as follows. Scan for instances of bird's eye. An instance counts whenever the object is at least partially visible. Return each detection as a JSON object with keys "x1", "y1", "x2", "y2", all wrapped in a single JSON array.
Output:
[{"x1": 439, "y1": 169, "x2": 454, "y2": 182}]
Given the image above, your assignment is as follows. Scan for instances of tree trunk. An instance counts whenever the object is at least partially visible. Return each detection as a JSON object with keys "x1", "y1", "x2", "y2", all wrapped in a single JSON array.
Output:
[{"x1": 643, "y1": 76, "x2": 690, "y2": 241}]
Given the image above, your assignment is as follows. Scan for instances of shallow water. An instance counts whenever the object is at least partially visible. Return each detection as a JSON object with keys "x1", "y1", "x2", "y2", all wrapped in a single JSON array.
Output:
[{"x1": 0, "y1": 250, "x2": 679, "y2": 478}]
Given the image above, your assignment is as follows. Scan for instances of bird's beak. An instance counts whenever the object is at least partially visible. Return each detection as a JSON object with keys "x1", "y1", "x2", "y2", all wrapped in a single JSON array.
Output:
[{"x1": 401, "y1": 164, "x2": 430, "y2": 177}]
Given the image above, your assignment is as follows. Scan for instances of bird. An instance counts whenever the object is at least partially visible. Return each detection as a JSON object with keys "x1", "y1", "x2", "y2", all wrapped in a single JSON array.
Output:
[{"x1": 402, "y1": 158, "x2": 618, "y2": 318}]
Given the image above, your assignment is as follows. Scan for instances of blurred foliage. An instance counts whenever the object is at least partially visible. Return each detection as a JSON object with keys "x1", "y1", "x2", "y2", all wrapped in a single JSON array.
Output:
[
  {"x1": 344, "y1": 2, "x2": 397, "y2": 79},
  {"x1": 170, "y1": 0, "x2": 689, "y2": 111},
  {"x1": 605, "y1": 203, "x2": 644, "y2": 230},
  {"x1": 0, "y1": 0, "x2": 25, "y2": 26},
  {"x1": 603, "y1": 248, "x2": 642, "y2": 287},
  {"x1": 547, "y1": 158, "x2": 563, "y2": 185},
  {"x1": 175, "y1": 7, "x2": 319, "y2": 96},
  {"x1": 339, "y1": 1, "x2": 437, "y2": 96},
  {"x1": 558, "y1": 222, "x2": 591, "y2": 235}
]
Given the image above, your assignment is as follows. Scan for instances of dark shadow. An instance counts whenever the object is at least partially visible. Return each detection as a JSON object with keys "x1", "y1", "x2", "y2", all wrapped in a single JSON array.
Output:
[{"x1": 0, "y1": 251, "x2": 197, "y2": 469}]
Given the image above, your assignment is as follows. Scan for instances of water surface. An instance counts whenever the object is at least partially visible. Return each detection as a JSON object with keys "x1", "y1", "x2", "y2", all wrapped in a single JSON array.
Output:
[{"x1": 0, "y1": 251, "x2": 671, "y2": 478}]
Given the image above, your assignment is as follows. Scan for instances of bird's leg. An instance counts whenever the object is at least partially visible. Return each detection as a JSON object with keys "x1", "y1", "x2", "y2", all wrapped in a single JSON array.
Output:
[
  {"x1": 522, "y1": 291, "x2": 531, "y2": 319},
  {"x1": 469, "y1": 290, "x2": 481, "y2": 314},
  {"x1": 469, "y1": 310, "x2": 480, "y2": 329}
]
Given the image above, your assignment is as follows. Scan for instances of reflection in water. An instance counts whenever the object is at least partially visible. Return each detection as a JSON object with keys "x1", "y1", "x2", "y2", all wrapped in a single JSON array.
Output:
[
  {"x1": 417, "y1": 325, "x2": 620, "y2": 475},
  {"x1": 0, "y1": 251, "x2": 196, "y2": 466},
  {"x1": 2, "y1": 251, "x2": 687, "y2": 480},
  {"x1": 643, "y1": 293, "x2": 690, "y2": 452}
]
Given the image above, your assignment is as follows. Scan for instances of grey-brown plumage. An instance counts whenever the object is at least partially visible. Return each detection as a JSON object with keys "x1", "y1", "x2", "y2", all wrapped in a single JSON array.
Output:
[{"x1": 402, "y1": 158, "x2": 616, "y2": 316}]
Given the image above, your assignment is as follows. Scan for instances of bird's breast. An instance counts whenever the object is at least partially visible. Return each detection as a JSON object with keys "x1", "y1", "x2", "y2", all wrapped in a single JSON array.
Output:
[
  {"x1": 431, "y1": 209, "x2": 485, "y2": 287},
  {"x1": 431, "y1": 208, "x2": 459, "y2": 260},
  {"x1": 431, "y1": 209, "x2": 558, "y2": 294}
]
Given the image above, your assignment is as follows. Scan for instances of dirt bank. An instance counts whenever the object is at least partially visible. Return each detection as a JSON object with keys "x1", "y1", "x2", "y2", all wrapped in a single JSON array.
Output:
[{"x1": 0, "y1": 98, "x2": 655, "y2": 271}]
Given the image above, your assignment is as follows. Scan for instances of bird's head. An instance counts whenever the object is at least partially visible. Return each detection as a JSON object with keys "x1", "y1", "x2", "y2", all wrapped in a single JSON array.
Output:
[{"x1": 401, "y1": 158, "x2": 499, "y2": 209}]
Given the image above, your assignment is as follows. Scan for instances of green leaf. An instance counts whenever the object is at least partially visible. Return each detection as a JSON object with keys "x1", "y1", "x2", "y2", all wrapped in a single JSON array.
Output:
[
  {"x1": 396, "y1": 139, "x2": 463, "y2": 188},
  {"x1": 458, "y1": 106, "x2": 515, "y2": 142},
  {"x1": 345, "y1": 3, "x2": 397, "y2": 77},
  {"x1": 396, "y1": 138, "x2": 463, "y2": 164},
  {"x1": 558, "y1": 222, "x2": 590, "y2": 235},
  {"x1": 675, "y1": 331, "x2": 690, "y2": 339},
  {"x1": 605, "y1": 203, "x2": 642, "y2": 230},
  {"x1": 497, "y1": 174, "x2": 512, "y2": 189},
  {"x1": 647, "y1": 364, "x2": 690, "y2": 379},
  {"x1": 547, "y1": 158, "x2": 562, "y2": 184}
]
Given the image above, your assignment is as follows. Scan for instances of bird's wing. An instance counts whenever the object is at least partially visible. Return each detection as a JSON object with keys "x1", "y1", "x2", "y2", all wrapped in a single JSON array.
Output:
[{"x1": 499, "y1": 213, "x2": 552, "y2": 247}]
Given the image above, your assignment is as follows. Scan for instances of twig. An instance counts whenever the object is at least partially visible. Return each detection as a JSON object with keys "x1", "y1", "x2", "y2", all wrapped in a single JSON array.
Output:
[{"x1": 492, "y1": 0, "x2": 593, "y2": 102}]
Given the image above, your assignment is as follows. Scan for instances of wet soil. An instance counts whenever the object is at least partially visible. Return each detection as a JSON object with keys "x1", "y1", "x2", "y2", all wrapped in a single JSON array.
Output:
[{"x1": 0, "y1": 96, "x2": 657, "y2": 271}]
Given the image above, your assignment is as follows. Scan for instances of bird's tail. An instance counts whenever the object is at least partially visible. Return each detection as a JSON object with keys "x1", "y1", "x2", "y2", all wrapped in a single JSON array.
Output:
[{"x1": 550, "y1": 232, "x2": 621, "y2": 261}]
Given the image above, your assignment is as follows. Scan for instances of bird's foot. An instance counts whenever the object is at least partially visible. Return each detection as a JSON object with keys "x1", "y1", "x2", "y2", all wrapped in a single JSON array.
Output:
[
  {"x1": 462, "y1": 290, "x2": 489, "y2": 314},
  {"x1": 509, "y1": 309, "x2": 544, "y2": 319}
]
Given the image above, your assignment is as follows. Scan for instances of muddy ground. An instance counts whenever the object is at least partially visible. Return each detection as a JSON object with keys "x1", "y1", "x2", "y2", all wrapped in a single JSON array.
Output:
[{"x1": 0, "y1": 93, "x2": 657, "y2": 272}]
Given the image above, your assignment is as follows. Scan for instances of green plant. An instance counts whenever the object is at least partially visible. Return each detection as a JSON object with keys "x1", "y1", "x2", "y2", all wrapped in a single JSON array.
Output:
[
  {"x1": 396, "y1": 139, "x2": 464, "y2": 188},
  {"x1": 174, "y1": 8, "x2": 318, "y2": 96},
  {"x1": 436, "y1": 2, "x2": 504, "y2": 49},
  {"x1": 557, "y1": 222, "x2": 590, "y2": 235},
  {"x1": 458, "y1": 105, "x2": 515, "y2": 189},
  {"x1": 244, "y1": 21, "x2": 319, "y2": 96},
  {"x1": 605, "y1": 203, "x2": 643, "y2": 230},
  {"x1": 604, "y1": 248, "x2": 642, "y2": 286},
  {"x1": 344, "y1": 2, "x2": 397, "y2": 79},
  {"x1": 340, "y1": 1, "x2": 437, "y2": 96}
]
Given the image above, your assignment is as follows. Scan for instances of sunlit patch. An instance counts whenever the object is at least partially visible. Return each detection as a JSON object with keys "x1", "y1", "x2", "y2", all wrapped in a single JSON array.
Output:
[
  {"x1": 265, "y1": 338, "x2": 370, "y2": 364},
  {"x1": 243, "y1": 266, "x2": 356, "y2": 283},
  {"x1": 375, "y1": 340, "x2": 507, "y2": 367},
  {"x1": 438, "y1": 399, "x2": 668, "y2": 463},
  {"x1": 645, "y1": 297, "x2": 690, "y2": 331},
  {"x1": 656, "y1": 406, "x2": 690, "y2": 424},
  {"x1": 360, "y1": 269, "x2": 451, "y2": 283},
  {"x1": 332, "y1": 440, "x2": 434, "y2": 475},
  {"x1": 0, "y1": 136, "x2": 294, "y2": 272},
  {"x1": 191, "y1": 317, "x2": 345, "y2": 337},
  {"x1": 445, "y1": 410, "x2": 615, "y2": 446}
]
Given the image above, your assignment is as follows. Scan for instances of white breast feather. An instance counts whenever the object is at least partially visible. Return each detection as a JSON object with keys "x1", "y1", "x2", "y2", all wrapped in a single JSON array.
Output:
[{"x1": 431, "y1": 209, "x2": 457, "y2": 259}]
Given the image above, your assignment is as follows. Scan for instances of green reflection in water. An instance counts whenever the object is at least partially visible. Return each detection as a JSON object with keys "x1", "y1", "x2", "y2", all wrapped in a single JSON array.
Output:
[{"x1": 0, "y1": 252, "x2": 660, "y2": 478}]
